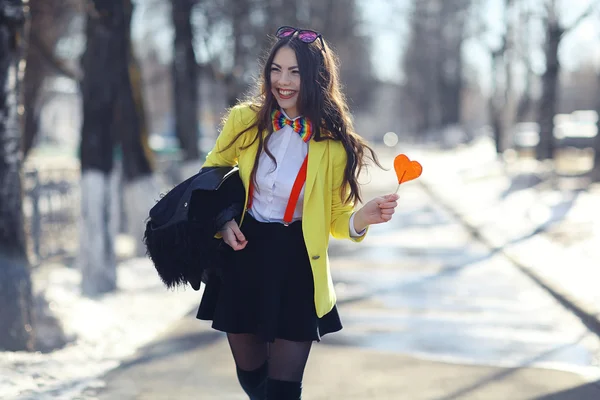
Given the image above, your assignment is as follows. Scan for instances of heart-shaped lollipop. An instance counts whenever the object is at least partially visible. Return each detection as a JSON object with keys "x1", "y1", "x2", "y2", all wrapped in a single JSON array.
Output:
[{"x1": 394, "y1": 154, "x2": 422, "y2": 188}]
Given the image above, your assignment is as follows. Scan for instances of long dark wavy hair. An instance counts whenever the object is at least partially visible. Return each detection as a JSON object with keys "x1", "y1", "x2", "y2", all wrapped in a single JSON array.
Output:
[{"x1": 220, "y1": 31, "x2": 381, "y2": 204}]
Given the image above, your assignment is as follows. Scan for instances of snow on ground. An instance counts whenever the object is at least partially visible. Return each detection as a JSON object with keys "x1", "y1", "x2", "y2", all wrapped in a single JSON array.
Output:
[
  {"x1": 0, "y1": 258, "x2": 201, "y2": 400},
  {"x1": 411, "y1": 136, "x2": 600, "y2": 322}
]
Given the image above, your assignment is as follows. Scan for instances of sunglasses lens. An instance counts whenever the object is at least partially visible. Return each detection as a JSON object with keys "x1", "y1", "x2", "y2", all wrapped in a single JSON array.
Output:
[
  {"x1": 276, "y1": 27, "x2": 296, "y2": 38},
  {"x1": 298, "y1": 31, "x2": 318, "y2": 43}
]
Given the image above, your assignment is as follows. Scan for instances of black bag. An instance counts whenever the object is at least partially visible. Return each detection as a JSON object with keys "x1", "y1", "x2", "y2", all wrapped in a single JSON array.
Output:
[{"x1": 143, "y1": 166, "x2": 245, "y2": 290}]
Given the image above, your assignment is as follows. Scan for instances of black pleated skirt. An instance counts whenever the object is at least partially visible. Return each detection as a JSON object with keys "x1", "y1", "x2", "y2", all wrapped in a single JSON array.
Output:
[{"x1": 196, "y1": 214, "x2": 342, "y2": 342}]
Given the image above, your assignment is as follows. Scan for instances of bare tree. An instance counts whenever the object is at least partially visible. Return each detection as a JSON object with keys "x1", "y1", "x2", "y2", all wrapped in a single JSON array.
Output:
[
  {"x1": 267, "y1": 0, "x2": 300, "y2": 33},
  {"x1": 177, "y1": 0, "x2": 374, "y2": 119},
  {"x1": 515, "y1": 2, "x2": 536, "y2": 123},
  {"x1": 592, "y1": 68, "x2": 600, "y2": 182},
  {"x1": 536, "y1": 0, "x2": 599, "y2": 160},
  {"x1": 79, "y1": 0, "x2": 124, "y2": 296},
  {"x1": 402, "y1": 0, "x2": 472, "y2": 136},
  {"x1": 402, "y1": 1, "x2": 440, "y2": 134},
  {"x1": 115, "y1": 0, "x2": 156, "y2": 257},
  {"x1": 22, "y1": 0, "x2": 80, "y2": 157},
  {"x1": 0, "y1": 0, "x2": 36, "y2": 351},
  {"x1": 486, "y1": 0, "x2": 517, "y2": 154},
  {"x1": 225, "y1": 0, "x2": 251, "y2": 107},
  {"x1": 310, "y1": 0, "x2": 374, "y2": 110},
  {"x1": 172, "y1": 0, "x2": 200, "y2": 161}
]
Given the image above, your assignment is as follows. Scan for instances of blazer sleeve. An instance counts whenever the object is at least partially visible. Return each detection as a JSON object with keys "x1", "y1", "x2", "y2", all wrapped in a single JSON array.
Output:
[
  {"x1": 330, "y1": 147, "x2": 368, "y2": 242},
  {"x1": 203, "y1": 106, "x2": 244, "y2": 168}
]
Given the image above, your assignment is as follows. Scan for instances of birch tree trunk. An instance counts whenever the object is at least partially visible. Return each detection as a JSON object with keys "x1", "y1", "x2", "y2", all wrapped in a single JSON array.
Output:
[
  {"x1": 0, "y1": 0, "x2": 35, "y2": 351},
  {"x1": 79, "y1": 0, "x2": 123, "y2": 296}
]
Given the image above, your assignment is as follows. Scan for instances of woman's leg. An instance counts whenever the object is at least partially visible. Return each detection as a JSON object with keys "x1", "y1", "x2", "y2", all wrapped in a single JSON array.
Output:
[
  {"x1": 227, "y1": 333, "x2": 269, "y2": 400},
  {"x1": 266, "y1": 339, "x2": 312, "y2": 399}
]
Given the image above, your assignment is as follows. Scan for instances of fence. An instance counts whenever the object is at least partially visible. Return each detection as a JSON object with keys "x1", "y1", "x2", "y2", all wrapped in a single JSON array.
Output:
[
  {"x1": 23, "y1": 166, "x2": 80, "y2": 267},
  {"x1": 20, "y1": 153, "x2": 181, "y2": 267}
]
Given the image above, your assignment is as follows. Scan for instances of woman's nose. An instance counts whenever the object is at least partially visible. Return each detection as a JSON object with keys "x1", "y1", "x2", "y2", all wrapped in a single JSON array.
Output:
[{"x1": 279, "y1": 72, "x2": 291, "y2": 85}]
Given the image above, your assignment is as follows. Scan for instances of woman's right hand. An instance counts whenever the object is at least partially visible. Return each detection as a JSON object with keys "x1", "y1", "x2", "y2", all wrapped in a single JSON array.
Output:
[{"x1": 220, "y1": 219, "x2": 248, "y2": 251}]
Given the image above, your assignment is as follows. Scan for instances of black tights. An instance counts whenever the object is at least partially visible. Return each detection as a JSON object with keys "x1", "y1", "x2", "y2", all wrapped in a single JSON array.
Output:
[{"x1": 227, "y1": 333, "x2": 311, "y2": 399}]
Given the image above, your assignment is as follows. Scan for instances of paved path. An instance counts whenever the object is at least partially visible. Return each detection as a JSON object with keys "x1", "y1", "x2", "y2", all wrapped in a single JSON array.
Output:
[{"x1": 87, "y1": 164, "x2": 600, "y2": 400}]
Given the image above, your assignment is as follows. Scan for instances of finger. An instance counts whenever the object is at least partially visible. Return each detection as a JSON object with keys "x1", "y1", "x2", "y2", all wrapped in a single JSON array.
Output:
[
  {"x1": 384, "y1": 194, "x2": 399, "y2": 201},
  {"x1": 231, "y1": 225, "x2": 246, "y2": 243},
  {"x1": 223, "y1": 238, "x2": 236, "y2": 250},
  {"x1": 378, "y1": 201, "x2": 398, "y2": 209},
  {"x1": 380, "y1": 208, "x2": 395, "y2": 215},
  {"x1": 227, "y1": 237, "x2": 246, "y2": 251},
  {"x1": 375, "y1": 198, "x2": 388, "y2": 207},
  {"x1": 223, "y1": 233, "x2": 237, "y2": 248}
]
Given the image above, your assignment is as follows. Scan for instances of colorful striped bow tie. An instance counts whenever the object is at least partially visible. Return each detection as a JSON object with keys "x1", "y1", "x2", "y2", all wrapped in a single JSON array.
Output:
[{"x1": 272, "y1": 109, "x2": 313, "y2": 143}]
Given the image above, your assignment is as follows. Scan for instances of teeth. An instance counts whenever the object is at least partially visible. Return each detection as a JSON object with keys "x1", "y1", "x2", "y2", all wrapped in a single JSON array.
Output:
[{"x1": 278, "y1": 89, "x2": 294, "y2": 96}]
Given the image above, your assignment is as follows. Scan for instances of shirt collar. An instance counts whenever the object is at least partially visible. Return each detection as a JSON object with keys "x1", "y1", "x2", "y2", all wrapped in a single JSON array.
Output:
[{"x1": 280, "y1": 108, "x2": 303, "y2": 121}]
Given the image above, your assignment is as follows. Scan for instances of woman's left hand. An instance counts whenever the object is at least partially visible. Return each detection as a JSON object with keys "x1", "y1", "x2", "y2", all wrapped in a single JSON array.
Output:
[{"x1": 353, "y1": 193, "x2": 399, "y2": 232}]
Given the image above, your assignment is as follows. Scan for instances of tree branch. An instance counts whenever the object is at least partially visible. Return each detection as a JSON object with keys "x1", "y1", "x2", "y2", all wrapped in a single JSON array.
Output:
[
  {"x1": 29, "y1": 31, "x2": 81, "y2": 81},
  {"x1": 562, "y1": 0, "x2": 600, "y2": 38}
]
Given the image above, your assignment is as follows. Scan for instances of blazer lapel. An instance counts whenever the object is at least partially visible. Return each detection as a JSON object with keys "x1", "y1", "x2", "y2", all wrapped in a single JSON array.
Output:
[
  {"x1": 304, "y1": 139, "x2": 327, "y2": 204},
  {"x1": 237, "y1": 128, "x2": 260, "y2": 212}
]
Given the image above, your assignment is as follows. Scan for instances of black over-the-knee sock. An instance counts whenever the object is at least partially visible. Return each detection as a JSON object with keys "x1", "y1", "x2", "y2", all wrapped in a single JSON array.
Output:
[
  {"x1": 266, "y1": 378, "x2": 302, "y2": 400},
  {"x1": 236, "y1": 362, "x2": 268, "y2": 400}
]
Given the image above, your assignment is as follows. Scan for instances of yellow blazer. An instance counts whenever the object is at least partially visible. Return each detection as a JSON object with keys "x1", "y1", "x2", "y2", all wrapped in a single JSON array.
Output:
[{"x1": 202, "y1": 104, "x2": 367, "y2": 317}]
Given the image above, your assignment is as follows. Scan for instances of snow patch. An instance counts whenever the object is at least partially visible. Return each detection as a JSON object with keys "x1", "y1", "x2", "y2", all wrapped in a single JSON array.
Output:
[{"x1": 0, "y1": 258, "x2": 201, "y2": 400}]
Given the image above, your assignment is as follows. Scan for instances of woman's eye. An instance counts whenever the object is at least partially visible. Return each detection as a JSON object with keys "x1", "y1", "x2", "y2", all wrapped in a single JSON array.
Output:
[
  {"x1": 292, "y1": 70, "x2": 299, "y2": 74},
  {"x1": 271, "y1": 67, "x2": 280, "y2": 72}
]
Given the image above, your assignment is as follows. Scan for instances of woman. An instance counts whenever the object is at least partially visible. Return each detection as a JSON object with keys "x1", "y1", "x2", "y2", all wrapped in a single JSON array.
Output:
[{"x1": 197, "y1": 26, "x2": 399, "y2": 399}]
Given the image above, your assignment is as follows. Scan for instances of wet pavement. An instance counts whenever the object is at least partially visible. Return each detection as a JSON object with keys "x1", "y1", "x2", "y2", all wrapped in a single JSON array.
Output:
[
  {"x1": 88, "y1": 167, "x2": 600, "y2": 399},
  {"x1": 327, "y1": 183, "x2": 600, "y2": 379}
]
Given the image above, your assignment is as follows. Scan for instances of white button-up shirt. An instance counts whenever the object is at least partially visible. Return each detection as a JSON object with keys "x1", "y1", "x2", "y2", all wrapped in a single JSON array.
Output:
[{"x1": 248, "y1": 110, "x2": 365, "y2": 237}]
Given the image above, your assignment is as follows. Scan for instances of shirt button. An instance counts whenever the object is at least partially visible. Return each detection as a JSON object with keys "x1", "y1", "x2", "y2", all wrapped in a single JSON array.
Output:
[{"x1": 312, "y1": 255, "x2": 320, "y2": 260}]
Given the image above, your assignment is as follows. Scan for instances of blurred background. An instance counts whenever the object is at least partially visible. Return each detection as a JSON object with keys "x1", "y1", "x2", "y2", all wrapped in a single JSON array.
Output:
[{"x1": 1, "y1": 0, "x2": 600, "y2": 398}]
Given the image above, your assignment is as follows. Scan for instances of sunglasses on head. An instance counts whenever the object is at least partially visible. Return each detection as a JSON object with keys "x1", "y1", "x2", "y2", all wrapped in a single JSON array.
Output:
[{"x1": 275, "y1": 26, "x2": 326, "y2": 52}]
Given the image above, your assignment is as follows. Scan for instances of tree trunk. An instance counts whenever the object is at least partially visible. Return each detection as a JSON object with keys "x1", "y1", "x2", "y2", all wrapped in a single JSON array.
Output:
[
  {"x1": 0, "y1": 0, "x2": 36, "y2": 352},
  {"x1": 438, "y1": 0, "x2": 467, "y2": 128},
  {"x1": 172, "y1": 0, "x2": 199, "y2": 162},
  {"x1": 516, "y1": 67, "x2": 533, "y2": 122},
  {"x1": 113, "y1": 0, "x2": 157, "y2": 256},
  {"x1": 115, "y1": 6, "x2": 153, "y2": 182},
  {"x1": 226, "y1": 0, "x2": 249, "y2": 108},
  {"x1": 438, "y1": 43, "x2": 463, "y2": 127},
  {"x1": 79, "y1": 0, "x2": 125, "y2": 296},
  {"x1": 501, "y1": 0, "x2": 515, "y2": 152},
  {"x1": 489, "y1": 52, "x2": 504, "y2": 154},
  {"x1": 269, "y1": 0, "x2": 299, "y2": 29},
  {"x1": 591, "y1": 72, "x2": 600, "y2": 182},
  {"x1": 22, "y1": 47, "x2": 43, "y2": 156},
  {"x1": 21, "y1": 0, "x2": 45, "y2": 157},
  {"x1": 536, "y1": 22, "x2": 561, "y2": 161},
  {"x1": 516, "y1": 4, "x2": 534, "y2": 123}
]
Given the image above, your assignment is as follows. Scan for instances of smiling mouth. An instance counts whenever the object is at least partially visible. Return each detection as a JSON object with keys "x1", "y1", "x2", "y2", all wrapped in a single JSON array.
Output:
[{"x1": 277, "y1": 89, "x2": 297, "y2": 99}]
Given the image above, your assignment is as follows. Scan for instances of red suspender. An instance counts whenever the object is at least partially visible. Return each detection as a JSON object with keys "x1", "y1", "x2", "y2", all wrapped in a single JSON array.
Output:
[
  {"x1": 283, "y1": 155, "x2": 309, "y2": 225},
  {"x1": 246, "y1": 154, "x2": 309, "y2": 225}
]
